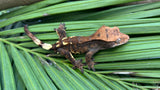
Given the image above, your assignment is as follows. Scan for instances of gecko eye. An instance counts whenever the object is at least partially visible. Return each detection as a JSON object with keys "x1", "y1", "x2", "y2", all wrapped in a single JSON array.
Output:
[{"x1": 116, "y1": 38, "x2": 121, "y2": 44}]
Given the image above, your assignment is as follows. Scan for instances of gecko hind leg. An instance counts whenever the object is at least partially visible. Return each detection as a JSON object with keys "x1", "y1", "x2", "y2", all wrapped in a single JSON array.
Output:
[{"x1": 57, "y1": 48, "x2": 84, "y2": 73}]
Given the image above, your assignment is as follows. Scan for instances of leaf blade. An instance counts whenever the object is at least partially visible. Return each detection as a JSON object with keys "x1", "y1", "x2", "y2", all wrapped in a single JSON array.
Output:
[{"x1": 0, "y1": 42, "x2": 16, "y2": 90}]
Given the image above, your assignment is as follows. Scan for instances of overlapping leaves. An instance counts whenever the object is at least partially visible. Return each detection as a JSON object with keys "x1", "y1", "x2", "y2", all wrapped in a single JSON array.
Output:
[{"x1": 1, "y1": 0, "x2": 160, "y2": 89}]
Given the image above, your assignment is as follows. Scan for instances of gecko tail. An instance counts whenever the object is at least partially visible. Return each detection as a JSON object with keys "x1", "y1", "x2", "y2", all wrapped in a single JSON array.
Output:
[{"x1": 24, "y1": 25, "x2": 53, "y2": 50}]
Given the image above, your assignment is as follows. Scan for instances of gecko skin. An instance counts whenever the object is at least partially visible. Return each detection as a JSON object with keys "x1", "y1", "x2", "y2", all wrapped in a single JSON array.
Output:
[{"x1": 24, "y1": 23, "x2": 129, "y2": 73}]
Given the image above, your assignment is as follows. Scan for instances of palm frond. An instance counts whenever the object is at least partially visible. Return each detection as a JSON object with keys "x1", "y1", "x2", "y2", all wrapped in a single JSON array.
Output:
[
  {"x1": 0, "y1": 42, "x2": 16, "y2": 90},
  {"x1": 1, "y1": 0, "x2": 160, "y2": 89},
  {"x1": 0, "y1": 0, "x2": 141, "y2": 28}
]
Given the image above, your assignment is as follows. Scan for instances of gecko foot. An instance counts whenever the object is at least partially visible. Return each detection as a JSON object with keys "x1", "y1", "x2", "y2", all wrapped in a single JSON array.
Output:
[
  {"x1": 87, "y1": 61, "x2": 95, "y2": 71},
  {"x1": 54, "y1": 23, "x2": 66, "y2": 31},
  {"x1": 59, "y1": 23, "x2": 66, "y2": 30},
  {"x1": 72, "y1": 59, "x2": 84, "y2": 73}
]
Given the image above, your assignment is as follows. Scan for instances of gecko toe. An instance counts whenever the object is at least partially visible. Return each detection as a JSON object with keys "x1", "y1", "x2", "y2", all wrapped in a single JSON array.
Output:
[
  {"x1": 62, "y1": 23, "x2": 65, "y2": 26},
  {"x1": 80, "y1": 67, "x2": 84, "y2": 73},
  {"x1": 54, "y1": 28, "x2": 57, "y2": 31},
  {"x1": 59, "y1": 23, "x2": 66, "y2": 30},
  {"x1": 88, "y1": 65, "x2": 95, "y2": 71},
  {"x1": 60, "y1": 22, "x2": 65, "y2": 26},
  {"x1": 87, "y1": 61, "x2": 96, "y2": 71},
  {"x1": 91, "y1": 67, "x2": 95, "y2": 71}
]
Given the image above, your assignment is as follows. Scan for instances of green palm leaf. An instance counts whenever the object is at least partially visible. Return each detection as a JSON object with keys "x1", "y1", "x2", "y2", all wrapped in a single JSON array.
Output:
[
  {"x1": 1, "y1": 0, "x2": 160, "y2": 89},
  {"x1": 0, "y1": 42, "x2": 16, "y2": 90}
]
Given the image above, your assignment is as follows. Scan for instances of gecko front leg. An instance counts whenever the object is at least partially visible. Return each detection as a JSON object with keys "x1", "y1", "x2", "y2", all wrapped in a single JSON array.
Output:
[
  {"x1": 85, "y1": 49, "x2": 99, "y2": 71},
  {"x1": 57, "y1": 48, "x2": 84, "y2": 73}
]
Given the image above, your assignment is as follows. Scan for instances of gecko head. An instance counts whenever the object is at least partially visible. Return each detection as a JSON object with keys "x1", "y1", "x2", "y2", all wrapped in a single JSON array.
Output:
[
  {"x1": 112, "y1": 27, "x2": 130, "y2": 47},
  {"x1": 113, "y1": 33, "x2": 129, "y2": 47}
]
